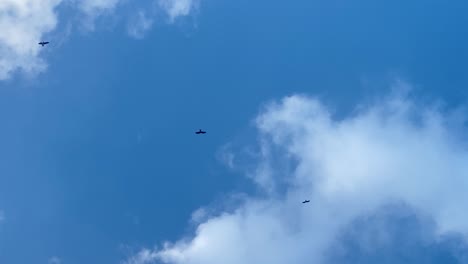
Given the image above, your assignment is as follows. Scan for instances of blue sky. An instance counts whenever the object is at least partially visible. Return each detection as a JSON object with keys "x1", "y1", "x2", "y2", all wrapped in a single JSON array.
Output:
[{"x1": 1, "y1": 0, "x2": 468, "y2": 263}]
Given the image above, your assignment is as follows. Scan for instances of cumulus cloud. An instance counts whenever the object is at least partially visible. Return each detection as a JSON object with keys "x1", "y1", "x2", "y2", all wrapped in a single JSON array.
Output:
[
  {"x1": 127, "y1": 11, "x2": 154, "y2": 39},
  {"x1": 328, "y1": 203, "x2": 468, "y2": 263},
  {"x1": 0, "y1": 0, "x2": 62, "y2": 79},
  {"x1": 125, "y1": 82, "x2": 468, "y2": 264},
  {"x1": 158, "y1": 0, "x2": 198, "y2": 22}
]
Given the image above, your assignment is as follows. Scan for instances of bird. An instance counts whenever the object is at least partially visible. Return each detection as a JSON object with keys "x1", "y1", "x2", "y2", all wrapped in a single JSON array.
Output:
[
  {"x1": 38, "y1": 41, "x2": 49, "y2": 47},
  {"x1": 302, "y1": 200, "x2": 310, "y2": 204},
  {"x1": 195, "y1": 129, "x2": 206, "y2": 134}
]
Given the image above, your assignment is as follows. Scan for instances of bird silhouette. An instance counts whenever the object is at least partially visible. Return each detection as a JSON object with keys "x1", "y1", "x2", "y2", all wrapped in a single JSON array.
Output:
[{"x1": 195, "y1": 129, "x2": 206, "y2": 134}]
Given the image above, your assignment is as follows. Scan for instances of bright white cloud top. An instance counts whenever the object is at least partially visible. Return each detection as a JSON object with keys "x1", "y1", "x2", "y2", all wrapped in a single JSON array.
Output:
[{"x1": 125, "y1": 83, "x2": 468, "y2": 264}]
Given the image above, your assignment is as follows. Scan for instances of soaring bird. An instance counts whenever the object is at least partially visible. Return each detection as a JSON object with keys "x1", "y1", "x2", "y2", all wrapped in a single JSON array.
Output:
[
  {"x1": 195, "y1": 129, "x2": 206, "y2": 134},
  {"x1": 302, "y1": 200, "x2": 310, "y2": 204},
  {"x1": 38, "y1": 41, "x2": 49, "y2": 47}
]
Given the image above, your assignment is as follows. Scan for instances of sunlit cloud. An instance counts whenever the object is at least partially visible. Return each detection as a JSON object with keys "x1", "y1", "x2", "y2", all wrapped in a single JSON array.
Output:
[{"x1": 125, "y1": 81, "x2": 468, "y2": 264}]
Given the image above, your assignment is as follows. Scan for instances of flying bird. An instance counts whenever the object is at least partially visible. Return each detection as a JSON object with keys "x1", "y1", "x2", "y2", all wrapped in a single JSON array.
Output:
[
  {"x1": 302, "y1": 200, "x2": 310, "y2": 204},
  {"x1": 195, "y1": 129, "x2": 206, "y2": 134},
  {"x1": 38, "y1": 41, "x2": 49, "y2": 47}
]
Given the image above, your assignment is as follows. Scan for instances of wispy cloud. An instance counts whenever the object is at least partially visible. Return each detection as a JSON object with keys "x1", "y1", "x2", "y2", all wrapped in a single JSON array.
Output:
[
  {"x1": 77, "y1": 0, "x2": 121, "y2": 31},
  {"x1": 78, "y1": 0, "x2": 121, "y2": 16},
  {"x1": 158, "y1": 0, "x2": 198, "y2": 22},
  {"x1": 127, "y1": 10, "x2": 154, "y2": 39},
  {"x1": 125, "y1": 81, "x2": 468, "y2": 264},
  {"x1": 48, "y1": 256, "x2": 61, "y2": 264}
]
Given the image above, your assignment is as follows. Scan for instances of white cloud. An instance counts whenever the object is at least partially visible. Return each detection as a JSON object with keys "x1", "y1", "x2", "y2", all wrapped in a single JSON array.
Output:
[
  {"x1": 0, "y1": 0, "x2": 121, "y2": 80},
  {"x1": 125, "y1": 82, "x2": 468, "y2": 264},
  {"x1": 158, "y1": 0, "x2": 198, "y2": 22},
  {"x1": 127, "y1": 11, "x2": 154, "y2": 39},
  {"x1": 0, "y1": 0, "x2": 201, "y2": 80},
  {"x1": 0, "y1": 0, "x2": 62, "y2": 79}
]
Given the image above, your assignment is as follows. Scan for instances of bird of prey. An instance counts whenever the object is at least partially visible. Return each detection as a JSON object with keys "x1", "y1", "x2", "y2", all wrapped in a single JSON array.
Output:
[
  {"x1": 302, "y1": 200, "x2": 310, "y2": 204},
  {"x1": 195, "y1": 129, "x2": 206, "y2": 134},
  {"x1": 38, "y1": 41, "x2": 49, "y2": 47}
]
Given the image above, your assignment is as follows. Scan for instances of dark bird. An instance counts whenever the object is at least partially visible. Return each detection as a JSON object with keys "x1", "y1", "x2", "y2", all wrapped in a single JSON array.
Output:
[
  {"x1": 302, "y1": 200, "x2": 310, "y2": 204},
  {"x1": 195, "y1": 129, "x2": 206, "y2": 134},
  {"x1": 38, "y1": 41, "x2": 49, "y2": 47}
]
